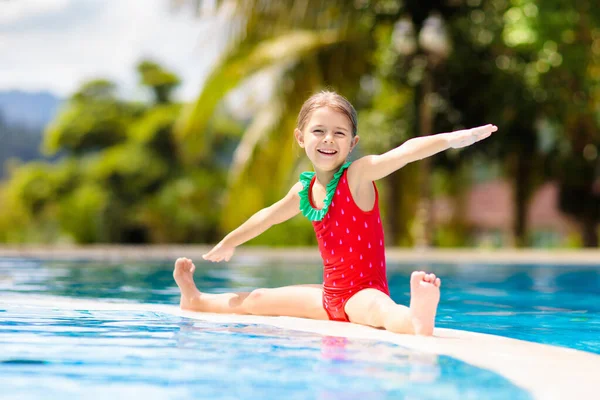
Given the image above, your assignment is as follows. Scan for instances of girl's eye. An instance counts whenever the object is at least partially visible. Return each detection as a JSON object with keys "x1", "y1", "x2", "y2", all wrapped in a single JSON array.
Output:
[
  {"x1": 335, "y1": 132, "x2": 345, "y2": 136},
  {"x1": 314, "y1": 129, "x2": 323, "y2": 133}
]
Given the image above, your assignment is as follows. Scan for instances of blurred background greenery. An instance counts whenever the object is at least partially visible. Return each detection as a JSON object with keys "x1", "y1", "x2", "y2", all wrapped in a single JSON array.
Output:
[{"x1": 0, "y1": 0, "x2": 598, "y2": 248}]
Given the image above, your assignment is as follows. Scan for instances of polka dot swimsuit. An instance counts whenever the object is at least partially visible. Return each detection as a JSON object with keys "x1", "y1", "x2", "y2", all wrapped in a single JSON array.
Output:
[{"x1": 306, "y1": 168, "x2": 389, "y2": 322}]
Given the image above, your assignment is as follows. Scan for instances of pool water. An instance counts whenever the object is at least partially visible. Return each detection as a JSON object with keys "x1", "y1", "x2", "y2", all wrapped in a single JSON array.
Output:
[
  {"x1": 1, "y1": 257, "x2": 598, "y2": 398},
  {"x1": 1, "y1": 304, "x2": 528, "y2": 399},
  {"x1": 432, "y1": 263, "x2": 600, "y2": 354},
  {"x1": 2, "y1": 258, "x2": 598, "y2": 353}
]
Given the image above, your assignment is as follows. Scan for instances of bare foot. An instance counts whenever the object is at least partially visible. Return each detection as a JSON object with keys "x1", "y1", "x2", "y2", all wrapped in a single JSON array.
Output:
[
  {"x1": 173, "y1": 257, "x2": 202, "y2": 311},
  {"x1": 409, "y1": 271, "x2": 441, "y2": 336}
]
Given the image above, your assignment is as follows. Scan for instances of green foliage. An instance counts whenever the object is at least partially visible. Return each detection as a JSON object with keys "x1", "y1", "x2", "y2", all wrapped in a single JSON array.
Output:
[
  {"x1": 177, "y1": 0, "x2": 600, "y2": 248},
  {"x1": 57, "y1": 183, "x2": 108, "y2": 243},
  {"x1": 526, "y1": 1, "x2": 600, "y2": 245},
  {"x1": 135, "y1": 170, "x2": 224, "y2": 243},
  {"x1": 44, "y1": 80, "x2": 134, "y2": 156},
  {"x1": 0, "y1": 178, "x2": 31, "y2": 243},
  {"x1": 73, "y1": 79, "x2": 118, "y2": 101},
  {"x1": 129, "y1": 104, "x2": 182, "y2": 163},
  {"x1": 86, "y1": 145, "x2": 168, "y2": 201},
  {"x1": 0, "y1": 61, "x2": 230, "y2": 244},
  {"x1": 174, "y1": 29, "x2": 342, "y2": 162},
  {"x1": 5, "y1": 162, "x2": 68, "y2": 217},
  {"x1": 137, "y1": 60, "x2": 181, "y2": 104},
  {"x1": 3, "y1": 1, "x2": 600, "y2": 247},
  {"x1": 0, "y1": 159, "x2": 77, "y2": 243}
]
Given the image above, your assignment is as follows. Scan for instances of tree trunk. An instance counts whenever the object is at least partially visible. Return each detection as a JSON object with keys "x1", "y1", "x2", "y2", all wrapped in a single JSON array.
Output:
[
  {"x1": 513, "y1": 152, "x2": 533, "y2": 247},
  {"x1": 386, "y1": 175, "x2": 401, "y2": 245},
  {"x1": 384, "y1": 163, "x2": 420, "y2": 246},
  {"x1": 581, "y1": 219, "x2": 599, "y2": 247},
  {"x1": 415, "y1": 67, "x2": 434, "y2": 248}
]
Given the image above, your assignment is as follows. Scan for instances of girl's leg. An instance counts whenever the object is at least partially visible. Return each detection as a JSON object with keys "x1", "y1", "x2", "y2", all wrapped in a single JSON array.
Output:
[
  {"x1": 173, "y1": 258, "x2": 329, "y2": 320},
  {"x1": 344, "y1": 271, "x2": 441, "y2": 336}
]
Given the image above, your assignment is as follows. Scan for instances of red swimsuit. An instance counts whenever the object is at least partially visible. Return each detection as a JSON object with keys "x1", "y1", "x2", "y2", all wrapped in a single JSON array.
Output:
[{"x1": 305, "y1": 167, "x2": 390, "y2": 322}]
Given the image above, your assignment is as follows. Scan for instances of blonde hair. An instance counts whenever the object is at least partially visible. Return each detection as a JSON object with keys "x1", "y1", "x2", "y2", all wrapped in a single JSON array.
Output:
[{"x1": 296, "y1": 91, "x2": 358, "y2": 136}]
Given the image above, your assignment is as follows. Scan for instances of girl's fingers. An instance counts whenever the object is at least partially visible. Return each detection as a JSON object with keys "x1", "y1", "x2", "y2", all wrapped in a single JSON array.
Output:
[
  {"x1": 474, "y1": 124, "x2": 496, "y2": 132},
  {"x1": 471, "y1": 125, "x2": 496, "y2": 142},
  {"x1": 477, "y1": 131, "x2": 492, "y2": 141}
]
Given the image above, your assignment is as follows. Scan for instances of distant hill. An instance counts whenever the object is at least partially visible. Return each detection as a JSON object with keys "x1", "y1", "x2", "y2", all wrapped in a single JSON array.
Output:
[
  {"x1": 0, "y1": 90, "x2": 63, "y2": 130},
  {"x1": 0, "y1": 90, "x2": 63, "y2": 179}
]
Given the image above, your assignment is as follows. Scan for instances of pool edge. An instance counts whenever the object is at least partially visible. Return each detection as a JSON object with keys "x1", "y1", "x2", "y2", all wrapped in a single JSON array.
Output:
[{"x1": 1, "y1": 245, "x2": 600, "y2": 265}]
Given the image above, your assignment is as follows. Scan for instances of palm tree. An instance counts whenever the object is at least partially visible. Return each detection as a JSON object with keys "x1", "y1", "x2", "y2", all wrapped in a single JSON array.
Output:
[{"x1": 170, "y1": 0, "x2": 378, "y2": 235}]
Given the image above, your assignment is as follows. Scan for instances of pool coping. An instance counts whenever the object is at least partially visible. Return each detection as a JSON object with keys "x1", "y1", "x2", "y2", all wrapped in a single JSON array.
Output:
[
  {"x1": 3, "y1": 295, "x2": 598, "y2": 400},
  {"x1": 1, "y1": 245, "x2": 600, "y2": 265}
]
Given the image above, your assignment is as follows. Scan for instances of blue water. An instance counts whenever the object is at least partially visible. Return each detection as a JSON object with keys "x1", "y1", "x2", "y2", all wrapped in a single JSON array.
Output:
[
  {"x1": 1, "y1": 257, "x2": 598, "y2": 399},
  {"x1": 1, "y1": 305, "x2": 528, "y2": 400}
]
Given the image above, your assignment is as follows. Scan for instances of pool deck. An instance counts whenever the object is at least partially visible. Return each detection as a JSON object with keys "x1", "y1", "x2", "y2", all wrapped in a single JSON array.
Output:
[
  {"x1": 3, "y1": 295, "x2": 598, "y2": 400},
  {"x1": 1, "y1": 245, "x2": 600, "y2": 265}
]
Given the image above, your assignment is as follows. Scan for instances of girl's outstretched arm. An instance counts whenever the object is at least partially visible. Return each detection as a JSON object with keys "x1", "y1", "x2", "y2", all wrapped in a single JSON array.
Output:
[
  {"x1": 352, "y1": 124, "x2": 498, "y2": 182},
  {"x1": 202, "y1": 182, "x2": 303, "y2": 262}
]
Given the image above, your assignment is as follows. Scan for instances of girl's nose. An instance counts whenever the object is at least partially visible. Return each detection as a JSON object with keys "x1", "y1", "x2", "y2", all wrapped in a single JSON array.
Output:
[{"x1": 323, "y1": 131, "x2": 334, "y2": 142}]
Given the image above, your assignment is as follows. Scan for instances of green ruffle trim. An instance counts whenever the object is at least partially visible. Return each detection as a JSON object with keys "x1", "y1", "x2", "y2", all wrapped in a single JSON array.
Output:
[{"x1": 298, "y1": 161, "x2": 352, "y2": 221}]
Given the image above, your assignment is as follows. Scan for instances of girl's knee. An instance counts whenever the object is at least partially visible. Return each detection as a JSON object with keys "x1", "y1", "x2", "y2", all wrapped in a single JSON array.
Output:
[
  {"x1": 346, "y1": 290, "x2": 394, "y2": 327},
  {"x1": 382, "y1": 304, "x2": 413, "y2": 334},
  {"x1": 364, "y1": 297, "x2": 390, "y2": 327},
  {"x1": 244, "y1": 288, "x2": 269, "y2": 314}
]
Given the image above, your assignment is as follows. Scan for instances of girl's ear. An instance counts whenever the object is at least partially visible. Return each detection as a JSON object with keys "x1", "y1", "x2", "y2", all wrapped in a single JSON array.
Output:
[
  {"x1": 294, "y1": 128, "x2": 305, "y2": 148},
  {"x1": 350, "y1": 135, "x2": 360, "y2": 151}
]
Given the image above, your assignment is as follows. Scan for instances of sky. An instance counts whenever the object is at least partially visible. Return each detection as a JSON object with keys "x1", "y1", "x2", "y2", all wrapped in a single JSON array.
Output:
[{"x1": 0, "y1": 0, "x2": 223, "y2": 100}]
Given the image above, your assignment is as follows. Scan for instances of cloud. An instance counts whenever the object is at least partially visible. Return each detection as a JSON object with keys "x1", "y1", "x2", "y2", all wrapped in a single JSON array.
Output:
[
  {"x1": 0, "y1": 0, "x2": 98, "y2": 33},
  {"x1": 0, "y1": 0, "x2": 71, "y2": 25},
  {"x1": 0, "y1": 0, "x2": 221, "y2": 100}
]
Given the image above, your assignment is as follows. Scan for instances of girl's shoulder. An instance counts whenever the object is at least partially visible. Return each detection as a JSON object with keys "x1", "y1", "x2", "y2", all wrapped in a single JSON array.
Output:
[
  {"x1": 346, "y1": 158, "x2": 364, "y2": 189},
  {"x1": 346, "y1": 157, "x2": 378, "y2": 212}
]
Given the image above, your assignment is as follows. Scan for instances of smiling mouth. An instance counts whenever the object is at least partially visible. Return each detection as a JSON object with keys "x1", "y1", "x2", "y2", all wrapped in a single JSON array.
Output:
[{"x1": 317, "y1": 149, "x2": 337, "y2": 155}]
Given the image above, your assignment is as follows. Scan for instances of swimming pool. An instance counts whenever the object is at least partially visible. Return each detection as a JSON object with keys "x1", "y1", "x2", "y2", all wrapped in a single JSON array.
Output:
[{"x1": 1, "y1": 257, "x2": 598, "y2": 398}]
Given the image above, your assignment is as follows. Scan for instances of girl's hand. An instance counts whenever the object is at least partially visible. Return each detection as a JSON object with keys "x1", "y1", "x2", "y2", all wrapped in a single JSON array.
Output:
[
  {"x1": 447, "y1": 124, "x2": 498, "y2": 149},
  {"x1": 202, "y1": 242, "x2": 236, "y2": 262}
]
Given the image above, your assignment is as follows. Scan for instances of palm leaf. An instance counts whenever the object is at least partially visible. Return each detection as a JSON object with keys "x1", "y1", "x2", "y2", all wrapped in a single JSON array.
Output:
[
  {"x1": 226, "y1": 97, "x2": 283, "y2": 186},
  {"x1": 173, "y1": 29, "x2": 342, "y2": 162}
]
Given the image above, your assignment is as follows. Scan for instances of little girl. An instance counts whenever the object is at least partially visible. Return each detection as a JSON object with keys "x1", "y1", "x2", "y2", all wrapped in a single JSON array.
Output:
[{"x1": 174, "y1": 91, "x2": 497, "y2": 336}]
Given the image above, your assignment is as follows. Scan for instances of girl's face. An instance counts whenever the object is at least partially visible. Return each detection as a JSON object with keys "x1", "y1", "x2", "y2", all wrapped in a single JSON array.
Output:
[{"x1": 295, "y1": 106, "x2": 359, "y2": 172}]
